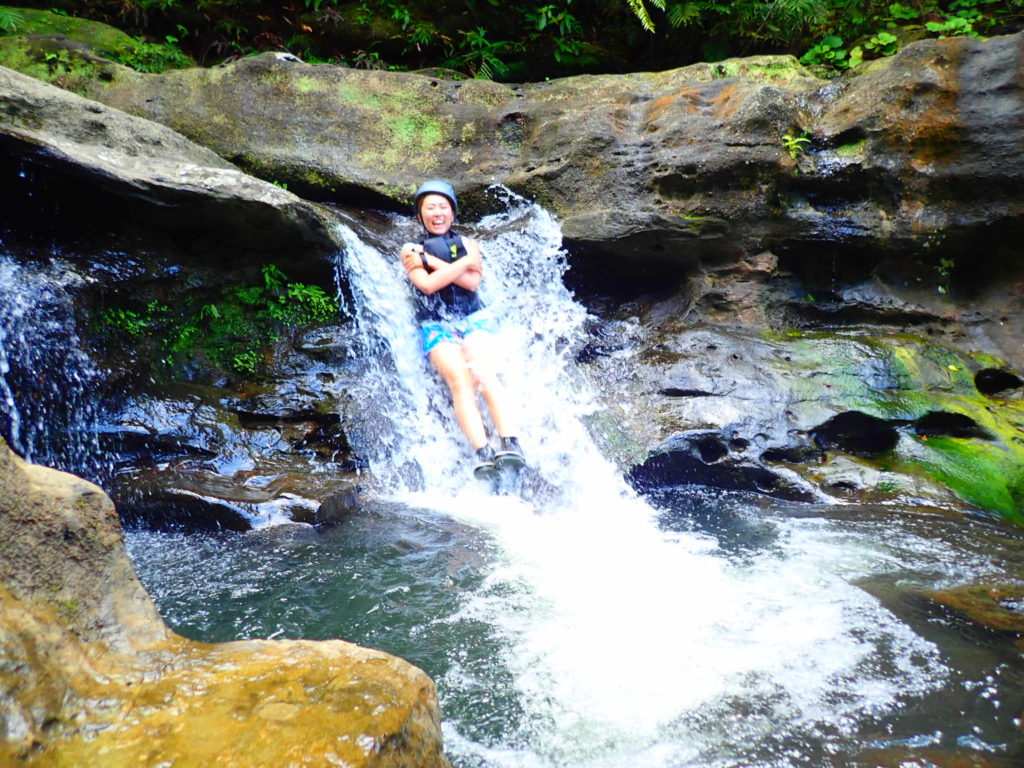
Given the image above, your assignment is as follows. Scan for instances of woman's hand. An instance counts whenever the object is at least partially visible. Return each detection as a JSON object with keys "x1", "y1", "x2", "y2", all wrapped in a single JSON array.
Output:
[
  {"x1": 401, "y1": 243, "x2": 426, "y2": 274},
  {"x1": 402, "y1": 237, "x2": 483, "y2": 294}
]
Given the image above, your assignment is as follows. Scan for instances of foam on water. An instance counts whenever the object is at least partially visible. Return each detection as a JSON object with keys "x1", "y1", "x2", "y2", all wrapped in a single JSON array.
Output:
[{"x1": 332, "y1": 190, "x2": 951, "y2": 766}]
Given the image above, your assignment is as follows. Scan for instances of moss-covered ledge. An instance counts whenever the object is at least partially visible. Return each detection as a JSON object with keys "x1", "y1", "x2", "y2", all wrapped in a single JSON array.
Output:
[{"x1": 0, "y1": 437, "x2": 450, "y2": 767}]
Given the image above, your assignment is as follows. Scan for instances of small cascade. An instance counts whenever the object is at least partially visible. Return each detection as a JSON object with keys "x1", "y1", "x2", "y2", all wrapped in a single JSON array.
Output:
[
  {"x1": 0, "y1": 251, "x2": 106, "y2": 480},
  {"x1": 327, "y1": 190, "x2": 953, "y2": 767},
  {"x1": 335, "y1": 189, "x2": 628, "y2": 507}
]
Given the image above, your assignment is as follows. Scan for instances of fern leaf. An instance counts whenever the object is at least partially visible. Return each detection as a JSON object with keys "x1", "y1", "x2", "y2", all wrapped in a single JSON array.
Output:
[
  {"x1": 667, "y1": 1, "x2": 702, "y2": 28},
  {"x1": 626, "y1": 0, "x2": 663, "y2": 32},
  {"x1": 0, "y1": 7, "x2": 24, "y2": 32}
]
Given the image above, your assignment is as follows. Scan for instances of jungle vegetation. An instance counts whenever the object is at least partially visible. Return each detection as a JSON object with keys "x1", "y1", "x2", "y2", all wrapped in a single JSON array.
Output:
[{"x1": 3, "y1": 0, "x2": 1023, "y2": 79}]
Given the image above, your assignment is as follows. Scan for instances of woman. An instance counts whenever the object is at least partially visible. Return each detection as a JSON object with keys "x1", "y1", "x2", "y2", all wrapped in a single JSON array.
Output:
[{"x1": 400, "y1": 180, "x2": 525, "y2": 481}]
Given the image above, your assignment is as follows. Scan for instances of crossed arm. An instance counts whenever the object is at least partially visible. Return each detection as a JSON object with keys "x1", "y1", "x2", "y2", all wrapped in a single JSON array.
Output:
[{"x1": 401, "y1": 237, "x2": 483, "y2": 295}]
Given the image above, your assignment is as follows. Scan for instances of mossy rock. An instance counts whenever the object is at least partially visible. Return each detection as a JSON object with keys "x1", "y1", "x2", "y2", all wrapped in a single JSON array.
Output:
[
  {"x1": 0, "y1": 35, "x2": 112, "y2": 94},
  {"x1": 773, "y1": 330, "x2": 1024, "y2": 524},
  {"x1": 0, "y1": 6, "x2": 193, "y2": 73}
]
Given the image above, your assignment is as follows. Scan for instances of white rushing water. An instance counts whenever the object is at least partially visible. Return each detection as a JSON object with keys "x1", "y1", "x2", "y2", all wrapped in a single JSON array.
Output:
[
  {"x1": 0, "y1": 253, "x2": 103, "y2": 475},
  {"x1": 334, "y1": 190, "x2": 949, "y2": 767}
]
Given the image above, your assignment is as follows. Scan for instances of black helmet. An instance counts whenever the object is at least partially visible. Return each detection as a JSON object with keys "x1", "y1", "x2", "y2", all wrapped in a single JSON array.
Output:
[{"x1": 414, "y1": 180, "x2": 458, "y2": 226}]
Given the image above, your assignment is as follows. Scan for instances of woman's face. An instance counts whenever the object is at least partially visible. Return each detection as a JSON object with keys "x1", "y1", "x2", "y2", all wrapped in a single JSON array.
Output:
[{"x1": 419, "y1": 194, "x2": 454, "y2": 235}]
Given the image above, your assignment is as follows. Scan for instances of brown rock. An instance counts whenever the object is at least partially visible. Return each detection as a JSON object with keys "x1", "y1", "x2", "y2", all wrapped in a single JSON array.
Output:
[
  {"x1": 0, "y1": 438, "x2": 449, "y2": 767},
  {"x1": 923, "y1": 582, "x2": 1024, "y2": 635}
]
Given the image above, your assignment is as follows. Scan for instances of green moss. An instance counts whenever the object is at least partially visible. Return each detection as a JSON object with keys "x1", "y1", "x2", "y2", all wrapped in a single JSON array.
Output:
[
  {"x1": 834, "y1": 138, "x2": 867, "y2": 158},
  {"x1": 295, "y1": 76, "x2": 322, "y2": 94},
  {"x1": 334, "y1": 81, "x2": 450, "y2": 171},
  {"x1": 301, "y1": 169, "x2": 336, "y2": 191},
  {"x1": 770, "y1": 329, "x2": 1024, "y2": 522},
  {"x1": 337, "y1": 81, "x2": 376, "y2": 107},
  {"x1": 0, "y1": 7, "x2": 193, "y2": 74},
  {"x1": 0, "y1": 7, "x2": 137, "y2": 56},
  {"x1": 0, "y1": 39, "x2": 104, "y2": 94},
  {"x1": 711, "y1": 55, "x2": 820, "y2": 84}
]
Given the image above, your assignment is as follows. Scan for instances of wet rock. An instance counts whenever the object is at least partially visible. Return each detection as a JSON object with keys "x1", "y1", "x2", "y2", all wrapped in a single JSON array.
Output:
[
  {"x1": 317, "y1": 486, "x2": 364, "y2": 526},
  {"x1": 810, "y1": 411, "x2": 899, "y2": 456},
  {"x1": 627, "y1": 431, "x2": 817, "y2": 502},
  {"x1": 913, "y1": 411, "x2": 994, "y2": 441},
  {"x1": 103, "y1": 377, "x2": 363, "y2": 530},
  {"x1": 0, "y1": 437, "x2": 449, "y2": 766},
  {"x1": 0, "y1": 65, "x2": 337, "y2": 254},
  {"x1": 975, "y1": 368, "x2": 1023, "y2": 396},
  {"x1": 852, "y1": 746, "x2": 1019, "y2": 768},
  {"x1": 922, "y1": 583, "x2": 1024, "y2": 636},
  {"x1": 590, "y1": 310, "x2": 1024, "y2": 522}
]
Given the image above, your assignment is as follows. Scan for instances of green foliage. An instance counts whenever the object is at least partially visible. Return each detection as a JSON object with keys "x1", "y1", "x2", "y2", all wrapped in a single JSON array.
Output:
[
  {"x1": 799, "y1": 0, "x2": 1024, "y2": 74},
  {"x1": 99, "y1": 301, "x2": 168, "y2": 338},
  {"x1": 626, "y1": 0, "x2": 666, "y2": 33},
  {"x1": 782, "y1": 132, "x2": 811, "y2": 158},
  {"x1": 444, "y1": 27, "x2": 514, "y2": 78},
  {"x1": 800, "y1": 33, "x2": 849, "y2": 67},
  {"x1": 99, "y1": 265, "x2": 337, "y2": 377},
  {"x1": 111, "y1": 39, "x2": 193, "y2": 72},
  {"x1": 927, "y1": 14, "x2": 980, "y2": 36},
  {"x1": 0, "y1": 6, "x2": 24, "y2": 31},
  {"x1": 10, "y1": 0, "x2": 1024, "y2": 80},
  {"x1": 888, "y1": 3, "x2": 920, "y2": 20},
  {"x1": 935, "y1": 256, "x2": 956, "y2": 294}
]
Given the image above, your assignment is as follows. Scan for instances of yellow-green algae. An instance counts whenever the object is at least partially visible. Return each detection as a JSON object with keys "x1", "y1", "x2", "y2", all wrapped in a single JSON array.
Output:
[
  {"x1": 834, "y1": 138, "x2": 868, "y2": 158},
  {"x1": 335, "y1": 79, "x2": 452, "y2": 172},
  {"x1": 768, "y1": 328, "x2": 1024, "y2": 523}
]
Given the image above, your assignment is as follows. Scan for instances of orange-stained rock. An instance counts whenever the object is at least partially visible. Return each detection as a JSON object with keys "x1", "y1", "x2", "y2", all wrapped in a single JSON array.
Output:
[
  {"x1": 0, "y1": 438, "x2": 450, "y2": 767},
  {"x1": 923, "y1": 582, "x2": 1024, "y2": 636}
]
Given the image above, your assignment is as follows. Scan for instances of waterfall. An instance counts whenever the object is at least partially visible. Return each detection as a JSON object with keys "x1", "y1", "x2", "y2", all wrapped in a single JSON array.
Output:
[
  {"x1": 334, "y1": 188, "x2": 607, "y2": 503},
  {"x1": 330, "y1": 190, "x2": 952, "y2": 767},
  {"x1": 0, "y1": 252, "x2": 105, "y2": 479}
]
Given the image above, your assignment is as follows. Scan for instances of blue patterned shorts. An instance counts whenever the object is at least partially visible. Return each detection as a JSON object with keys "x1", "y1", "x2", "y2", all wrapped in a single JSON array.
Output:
[{"x1": 420, "y1": 308, "x2": 497, "y2": 356}]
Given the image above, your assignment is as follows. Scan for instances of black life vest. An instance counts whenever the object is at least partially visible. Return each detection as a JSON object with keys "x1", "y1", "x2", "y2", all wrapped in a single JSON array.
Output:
[{"x1": 414, "y1": 231, "x2": 484, "y2": 322}]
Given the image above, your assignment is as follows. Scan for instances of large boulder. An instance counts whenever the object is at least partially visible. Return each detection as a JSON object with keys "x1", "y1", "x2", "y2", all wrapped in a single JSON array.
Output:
[
  {"x1": 1, "y1": 19, "x2": 1021, "y2": 264},
  {"x1": 0, "y1": 64, "x2": 337, "y2": 254},
  {"x1": 0, "y1": 437, "x2": 449, "y2": 766}
]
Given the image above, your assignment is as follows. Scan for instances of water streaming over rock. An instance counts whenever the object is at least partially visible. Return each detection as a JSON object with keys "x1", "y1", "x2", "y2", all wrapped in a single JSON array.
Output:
[
  {"x1": 0, "y1": 250, "x2": 105, "y2": 479},
  {"x1": 124, "y1": 192, "x2": 1024, "y2": 767}
]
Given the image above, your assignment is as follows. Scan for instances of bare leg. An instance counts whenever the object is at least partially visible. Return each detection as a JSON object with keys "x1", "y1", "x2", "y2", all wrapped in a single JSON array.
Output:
[
  {"x1": 462, "y1": 330, "x2": 516, "y2": 438},
  {"x1": 429, "y1": 341, "x2": 488, "y2": 450}
]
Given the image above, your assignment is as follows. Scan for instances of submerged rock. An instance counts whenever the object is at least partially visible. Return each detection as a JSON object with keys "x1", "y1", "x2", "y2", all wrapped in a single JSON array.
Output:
[
  {"x1": 104, "y1": 374, "x2": 363, "y2": 531},
  {"x1": 0, "y1": 437, "x2": 449, "y2": 766},
  {"x1": 923, "y1": 583, "x2": 1024, "y2": 638}
]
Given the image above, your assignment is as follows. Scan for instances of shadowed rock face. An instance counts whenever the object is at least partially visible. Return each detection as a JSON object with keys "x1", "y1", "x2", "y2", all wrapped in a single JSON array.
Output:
[{"x1": 0, "y1": 438, "x2": 449, "y2": 767}]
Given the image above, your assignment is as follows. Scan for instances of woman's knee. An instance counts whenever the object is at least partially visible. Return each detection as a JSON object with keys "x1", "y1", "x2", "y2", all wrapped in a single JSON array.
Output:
[
  {"x1": 474, "y1": 372, "x2": 503, "y2": 397},
  {"x1": 444, "y1": 366, "x2": 476, "y2": 397}
]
